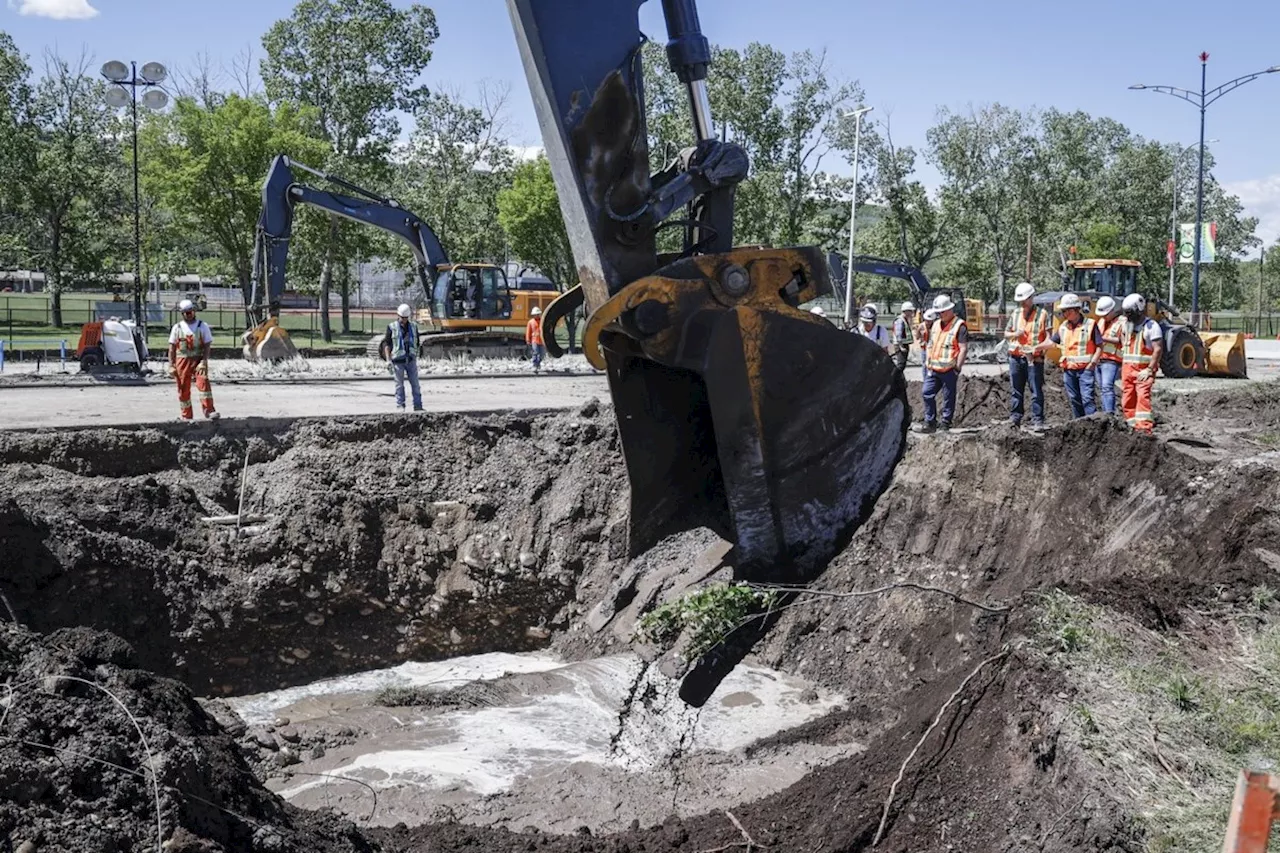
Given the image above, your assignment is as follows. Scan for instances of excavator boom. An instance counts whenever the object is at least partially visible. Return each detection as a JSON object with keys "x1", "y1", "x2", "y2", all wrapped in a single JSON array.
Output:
[
  {"x1": 244, "y1": 155, "x2": 447, "y2": 361},
  {"x1": 507, "y1": 0, "x2": 909, "y2": 646}
]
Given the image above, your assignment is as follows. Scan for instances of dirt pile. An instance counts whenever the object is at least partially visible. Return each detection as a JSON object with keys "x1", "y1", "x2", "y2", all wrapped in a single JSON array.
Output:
[
  {"x1": 0, "y1": 622, "x2": 377, "y2": 853},
  {"x1": 0, "y1": 405, "x2": 626, "y2": 695},
  {"x1": 2, "y1": 386, "x2": 1279, "y2": 853}
]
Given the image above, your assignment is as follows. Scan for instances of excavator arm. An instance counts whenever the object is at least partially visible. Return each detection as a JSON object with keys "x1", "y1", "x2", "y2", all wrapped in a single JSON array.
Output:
[
  {"x1": 507, "y1": 0, "x2": 909, "y2": 701},
  {"x1": 244, "y1": 155, "x2": 449, "y2": 360}
]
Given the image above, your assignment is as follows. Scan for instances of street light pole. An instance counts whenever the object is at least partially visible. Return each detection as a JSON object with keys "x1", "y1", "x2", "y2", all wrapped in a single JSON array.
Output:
[
  {"x1": 101, "y1": 60, "x2": 169, "y2": 336},
  {"x1": 1169, "y1": 139, "x2": 1217, "y2": 306},
  {"x1": 1129, "y1": 55, "x2": 1279, "y2": 319},
  {"x1": 841, "y1": 106, "x2": 873, "y2": 327}
]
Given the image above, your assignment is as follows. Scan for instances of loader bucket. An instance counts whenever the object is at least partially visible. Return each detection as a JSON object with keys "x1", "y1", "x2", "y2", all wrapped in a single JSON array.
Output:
[
  {"x1": 1200, "y1": 331, "x2": 1248, "y2": 378},
  {"x1": 588, "y1": 248, "x2": 910, "y2": 582},
  {"x1": 242, "y1": 318, "x2": 300, "y2": 362}
]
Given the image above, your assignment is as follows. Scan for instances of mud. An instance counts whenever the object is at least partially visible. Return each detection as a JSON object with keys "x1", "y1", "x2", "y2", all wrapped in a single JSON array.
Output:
[{"x1": 2, "y1": 383, "x2": 1280, "y2": 852}]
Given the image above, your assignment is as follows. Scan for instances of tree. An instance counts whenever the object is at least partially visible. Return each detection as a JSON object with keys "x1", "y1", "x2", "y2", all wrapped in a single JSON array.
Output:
[
  {"x1": 928, "y1": 104, "x2": 1046, "y2": 310},
  {"x1": 394, "y1": 83, "x2": 514, "y2": 264},
  {"x1": 261, "y1": 0, "x2": 440, "y2": 340},
  {"x1": 23, "y1": 51, "x2": 127, "y2": 326},
  {"x1": 0, "y1": 32, "x2": 34, "y2": 271},
  {"x1": 497, "y1": 155, "x2": 580, "y2": 347},
  {"x1": 140, "y1": 94, "x2": 328, "y2": 303},
  {"x1": 865, "y1": 115, "x2": 951, "y2": 270}
]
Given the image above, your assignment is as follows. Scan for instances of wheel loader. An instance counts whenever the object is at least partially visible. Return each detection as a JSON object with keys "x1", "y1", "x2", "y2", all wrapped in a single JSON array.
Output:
[
  {"x1": 1035, "y1": 258, "x2": 1247, "y2": 378},
  {"x1": 506, "y1": 0, "x2": 909, "y2": 701}
]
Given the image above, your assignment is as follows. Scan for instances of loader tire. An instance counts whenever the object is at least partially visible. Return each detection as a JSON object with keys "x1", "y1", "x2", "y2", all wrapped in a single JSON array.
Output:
[{"x1": 1161, "y1": 327, "x2": 1203, "y2": 378}]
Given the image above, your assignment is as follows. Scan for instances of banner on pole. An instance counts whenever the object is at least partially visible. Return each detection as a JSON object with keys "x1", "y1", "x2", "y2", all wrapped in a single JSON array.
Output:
[{"x1": 1178, "y1": 222, "x2": 1217, "y2": 264}]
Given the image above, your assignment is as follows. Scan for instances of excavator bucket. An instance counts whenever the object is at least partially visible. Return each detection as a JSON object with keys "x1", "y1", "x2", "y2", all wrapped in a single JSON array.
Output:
[
  {"x1": 1200, "y1": 331, "x2": 1248, "y2": 378},
  {"x1": 507, "y1": 0, "x2": 908, "y2": 580},
  {"x1": 242, "y1": 317, "x2": 300, "y2": 362}
]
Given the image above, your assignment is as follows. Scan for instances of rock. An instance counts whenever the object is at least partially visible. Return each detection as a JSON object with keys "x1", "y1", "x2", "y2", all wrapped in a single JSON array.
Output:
[
  {"x1": 275, "y1": 746, "x2": 300, "y2": 767},
  {"x1": 291, "y1": 647, "x2": 310, "y2": 660},
  {"x1": 449, "y1": 627, "x2": 463, "y2": 645},
  {"x1": 278, "y1": 726, "x2": 301, "y2": 743},
  {"x1": 15, "y1": 841, "x2": 37, "y2": 853},
  {"x1": 249, "y1": 727, "x2": 278, "y2": 750},
  {"x1": 518, "y1": 551, "x2": 538, "y2": 568},
  {"x1": 525, "y1": 625, "x2": 551, "y2": 640},
  {"x1": 578, "y1": 398, "x2": 600, "y2": 418},
  {"x1": 310, "y1": 744, "x2": 326, "y2": 760}
]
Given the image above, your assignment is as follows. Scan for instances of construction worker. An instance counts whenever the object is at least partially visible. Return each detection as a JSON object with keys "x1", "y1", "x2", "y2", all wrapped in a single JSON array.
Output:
[
  {"x1": 1094, "y1": 296, "x2": 1124, "y2": 415},
  {"x1": 167, "y1": 299, "x2": 219, "y2": 421},
  {"x1": 526, "y1": 305, "x2": 545, "y2": 373},
  {"x1": 1004, "y1": 282, "x2": 1049, "y2": 429},
  {"x1": 1042, "y1": 293, "x2": 1102, "y2": 418},
  {"x1": 855, "y1": 305, "x2": 892, "y2": 353},
  {"x1": 891, "y1": 301, "x2": 915, "y2": 371},
  {"x1": 921, "y1": 294, "x2": 967, "y2": 432},
  {"x1": 380, "y1": 303, "x2": 423, "y2": 411},
  {"x1": 1118, "y1": 293, "x2": 1164, "y2": 433}
]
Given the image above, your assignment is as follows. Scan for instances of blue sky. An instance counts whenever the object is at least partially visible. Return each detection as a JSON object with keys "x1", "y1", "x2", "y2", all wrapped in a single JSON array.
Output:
[{"x1": 5, "y1": 0, "x2": 1280, "y2": 243}]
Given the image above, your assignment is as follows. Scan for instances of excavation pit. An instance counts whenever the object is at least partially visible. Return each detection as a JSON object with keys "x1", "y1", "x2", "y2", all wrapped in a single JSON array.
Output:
[{"x1": 3, "y1": 379, "x2": 1280, "y2": 853}]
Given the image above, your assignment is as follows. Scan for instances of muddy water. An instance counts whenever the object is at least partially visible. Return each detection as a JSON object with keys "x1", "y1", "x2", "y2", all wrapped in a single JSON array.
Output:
[{"x1": 229, "y1": 652, "x2": 861, "y2": 833}]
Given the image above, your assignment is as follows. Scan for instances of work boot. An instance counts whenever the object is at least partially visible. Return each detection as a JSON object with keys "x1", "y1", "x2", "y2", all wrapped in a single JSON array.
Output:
[
  {"x1": 940, "y1": 421, "x2": 952, "y2": 431},
  {"x1": 207, "y1": 411, "x2": 220, "y2": 421},
  {"x1": 919, "y1": 422, "x2": 937, "y2": 434}
]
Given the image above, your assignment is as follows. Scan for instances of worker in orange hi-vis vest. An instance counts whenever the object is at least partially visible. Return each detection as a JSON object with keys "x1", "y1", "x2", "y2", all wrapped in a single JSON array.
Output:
[
  {"x1": 1118, "y1": 293, "x2": 1164, "y2": 434},
  {"x1": 168, "y1": 299, "x2": 219, "y2": 421},
  {"x1": 525, "y1": 306, "x2": 545, "y2": 373}
]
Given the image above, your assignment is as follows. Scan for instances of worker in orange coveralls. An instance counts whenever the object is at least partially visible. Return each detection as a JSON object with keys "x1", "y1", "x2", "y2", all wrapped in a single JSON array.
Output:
[
  {"x1": 168, "y1": 299, "x2": 219, "y2": 420},
  {"x1": 526, "y1": 305, "x2": 545, "y2": 373}
]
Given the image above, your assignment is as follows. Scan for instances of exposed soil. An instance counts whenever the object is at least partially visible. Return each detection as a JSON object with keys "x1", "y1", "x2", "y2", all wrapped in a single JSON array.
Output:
[{"x1": 2, "y1": 381, "x2": 1280, "y2": 852}]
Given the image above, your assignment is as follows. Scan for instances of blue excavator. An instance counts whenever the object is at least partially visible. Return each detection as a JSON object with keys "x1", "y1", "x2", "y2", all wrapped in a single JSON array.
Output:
[
  {"x1": 243, "y1": 156, "x2": 558, "y2": 361},
  {"x1": 506, "y1": 0, "x2": 910, "y2": 701}
]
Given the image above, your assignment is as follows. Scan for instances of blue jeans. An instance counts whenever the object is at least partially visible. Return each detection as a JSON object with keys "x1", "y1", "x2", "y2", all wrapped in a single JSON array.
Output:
[
  {"x1": 922, "y1": 369, "x2": 958, "y2": 425},
  {"x1": 393, "y1": 360, "x2": 422, "y2": 410},
  {"x1": 1063, "y1": 368, "x2": 1097, "y2": 419},
  {"x1": 530, "y1": 343, "x2": 545, "y2": 371},
  {"x1": 1096, "y1": 361, "x2": 1120, "y2": 414},
  {"x1": 1008, "y1": 356, "x2": 1045, "y2": 425}
]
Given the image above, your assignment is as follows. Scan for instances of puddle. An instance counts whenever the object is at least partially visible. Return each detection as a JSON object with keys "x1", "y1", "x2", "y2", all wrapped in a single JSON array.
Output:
[{"x1": 231, "y1": 652, "x2": 856, "y2": 831}]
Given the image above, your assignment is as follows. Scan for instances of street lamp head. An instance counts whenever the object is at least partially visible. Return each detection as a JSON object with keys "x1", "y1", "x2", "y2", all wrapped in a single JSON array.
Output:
[
  {"x1": 841, "y1": 106, "x2": 874, "y2": 119},
  {"x1": 104, "y1": 86, "x2": 130, "y2": 108},
  {"x1": 139, "y1": 62, "x2": 167, "y2": 85},
  {"x1": 1199, "y1": 51, "x2": 1210, "y2": 64},
  {"x1": 100, "y1": 60, "x2": 128, "y2": 83},
  {"x1": 141, "y1": 89, "x2": 169, "y2": 110},
  {"x1": 1267, "y1": 65, "x2": 1280, "y2": 74},
  {"x1": 1128, "y1": 84, "x2": 1147, "y2": 90}
]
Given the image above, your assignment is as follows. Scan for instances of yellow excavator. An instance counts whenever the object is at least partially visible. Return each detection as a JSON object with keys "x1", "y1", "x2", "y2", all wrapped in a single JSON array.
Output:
[
  {"x1": 1038, "y1": 258, "x2": 1247, "y2": 378},
  {"x1": 506, "y1": 0, "x2": 909, "y2": 700},
  {"x1": 242, "y1": 156, "x2": 560, "y2": 361}
]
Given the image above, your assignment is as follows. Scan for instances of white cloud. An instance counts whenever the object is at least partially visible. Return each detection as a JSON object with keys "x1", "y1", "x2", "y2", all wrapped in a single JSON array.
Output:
[
  {"x1": 7, "y1": 0, "x2": 99, "y2": 20},
  {"x1": 1224, "y1": 174, "x2": 1280, "y2": 248}
]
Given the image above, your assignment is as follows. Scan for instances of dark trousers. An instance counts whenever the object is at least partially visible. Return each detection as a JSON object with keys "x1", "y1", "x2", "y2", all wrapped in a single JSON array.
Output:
[
  {"x1": 1063, "y1": 368, "x2": 1097, "y2": 418},
  {"x1": 1008, "y1": 356, "x2": 1045, "y2": 425},
  {"x1": 892, "y1": 348, "x2": 909, "y2": 371},
  {"x1": 922, "y1": 369, "x2": 958, "y2": 425}
]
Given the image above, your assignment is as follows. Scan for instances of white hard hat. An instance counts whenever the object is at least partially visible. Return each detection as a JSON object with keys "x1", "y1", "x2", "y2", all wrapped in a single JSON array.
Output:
[
  {"x1": 1059, "y1": 292, "x2": 1083, "y2": 311},
  {"x1": 901, "y1": 301, "x2": 916, "y2": 314},
  {"x1": 178, "y1": 299, "x2": 196, "y2": 312},
  {"x1": 1095, "y1": 296, "x2": 1117, "y2": 315},
  {"x1": 932, "y1": 293, "x2": 955, "y2": 313},
  {"x1": 923, "y1": 308, "x2": 938, "y2": 322},
  {"x1": 1014, "y1": 282, "x2": 1036, "y2": 303},
  {"x1": 531, "y1": 306, "x2": 542, "y2": 316},
  {"x1": 1122, "y1": 293, "x2": 1146, "y2": 313},
  {"x1": 397, "y1": 303, "x2": 411, "y2": 318},
  {"x1": 860, "y1": 305, "x2": 877, "y2": 321},
  {"x1": 810, "y1": 305, "x2": 826, "y2": 316}
]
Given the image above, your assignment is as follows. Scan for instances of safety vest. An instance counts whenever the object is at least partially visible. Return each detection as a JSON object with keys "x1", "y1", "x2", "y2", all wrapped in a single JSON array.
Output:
[
  {"x1": 926, "y1": 318, "x2": 965, "y2": 372},
  {"x1": 1121, "y1": 319, "x2": 1157, "y2": 365},
  {"x1": 1008, "y1": 307, "x2": 1049, "y2": 358},
  {"x1": 1097, "y1": 315, "x2": 1123, "y2": 364},
  {"x1": 173, "y1": 320, "x2": 206, "y2": 359},
  {"x1": 1058, "y1": 318, "x2": 1097, "y2": 370},
  {"x1": 526, "y1": 317, "x2": 543, "y2": 346},
  {"x1": 388, "y1": 321, "x2": 419, "y2": 361},
  {"x1": 892, "y1": 316, "x2": 911, "y2": 348}
]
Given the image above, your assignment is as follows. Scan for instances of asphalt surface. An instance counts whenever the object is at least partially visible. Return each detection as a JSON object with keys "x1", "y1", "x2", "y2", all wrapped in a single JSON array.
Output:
[{"x1": 0, "y1": 374, "x2": 611, "y2": 430}]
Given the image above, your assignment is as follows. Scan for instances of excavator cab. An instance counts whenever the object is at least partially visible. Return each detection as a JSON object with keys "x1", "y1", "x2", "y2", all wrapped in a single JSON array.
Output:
[
  {"x1": 508, "y1": 1, "x2": 908, "y2": 583},
  {"x1": 434, "y1": 264, "x2": 514, "y2": 323}
]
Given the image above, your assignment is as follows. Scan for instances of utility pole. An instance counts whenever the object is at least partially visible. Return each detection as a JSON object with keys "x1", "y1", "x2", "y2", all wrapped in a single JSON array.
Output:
[{"x1": 840, "y1": 106, "x2": 873, "y2": 327}]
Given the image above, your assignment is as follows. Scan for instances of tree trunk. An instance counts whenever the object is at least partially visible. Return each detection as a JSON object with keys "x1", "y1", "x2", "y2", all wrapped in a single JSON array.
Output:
[
  {"x1": 340, "y1": 261, "x2": 351, "y2": 335},
  {"x1": 50, "y1": 271, "x2": 62, "y2": 328},
  {"x1": 996, "y1": 268, "x2": 1007, "y2": 316},
  {"x1": 565, "y1": 309, "x2": 579, "y2": 353},
  {"x1": 317, "y1": 218, "x2": 337, "y2": 343}
]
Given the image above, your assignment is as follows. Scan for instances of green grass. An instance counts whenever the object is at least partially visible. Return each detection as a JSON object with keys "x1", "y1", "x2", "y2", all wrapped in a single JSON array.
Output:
[{"x1": 1033, "y1": 592, "x2": 1280, "y2": 853}]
